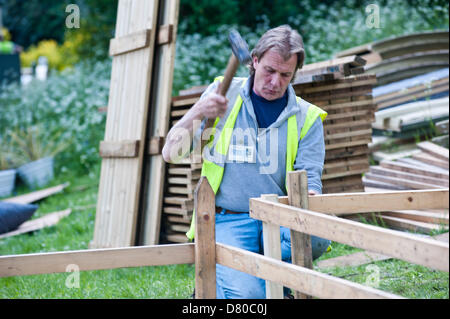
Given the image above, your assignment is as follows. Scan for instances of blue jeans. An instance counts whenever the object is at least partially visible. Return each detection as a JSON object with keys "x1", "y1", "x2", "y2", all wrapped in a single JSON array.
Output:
[{"x1": 215, "y1": 211, "x2": 330, "y2": 299}]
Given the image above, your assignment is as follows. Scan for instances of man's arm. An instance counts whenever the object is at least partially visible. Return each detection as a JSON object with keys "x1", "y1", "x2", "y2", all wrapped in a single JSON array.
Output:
[
  {"x1": 162, "y1": 89, "x2": 228, "y2": 163},
  {"x1": 294, "y1": 117, "x2": 326, "y2": 195}
]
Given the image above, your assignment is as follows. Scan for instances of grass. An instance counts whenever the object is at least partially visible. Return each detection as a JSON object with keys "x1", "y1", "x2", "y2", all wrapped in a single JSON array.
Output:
[
  {"x1": 313, "y1": 242, "x2": 449, "y2": 299},
  {"x1": 0, "y1": 165, "x2": 448, "y2": 299},
  {"x1": 0, "y1": 165, "x2": 195, "y2": 299}
]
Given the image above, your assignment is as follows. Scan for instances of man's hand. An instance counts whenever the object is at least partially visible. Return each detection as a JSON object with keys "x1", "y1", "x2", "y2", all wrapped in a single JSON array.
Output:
[
  {"x1": 193, "y1": 93, "x2": 228, "y2": 119},
  {"x1": 308, "y1": 190, "x2": 318, "y2": 196}
]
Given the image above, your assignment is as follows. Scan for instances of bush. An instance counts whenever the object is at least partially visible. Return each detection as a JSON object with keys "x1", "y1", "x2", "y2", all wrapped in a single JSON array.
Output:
[
  {"x1": 173, "y1": 0, "x2": 449, "y2": 91},
  {"x1": 0, "y1": 59, "x2": 111, "y2": 174}
]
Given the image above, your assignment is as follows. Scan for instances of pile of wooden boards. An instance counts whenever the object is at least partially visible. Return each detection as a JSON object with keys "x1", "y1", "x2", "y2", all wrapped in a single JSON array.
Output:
[
  {"x1": 364, "y1": 141, "x2": 449, "y2": 191},
  {"x1": 358, "y1": 140, "x2": 449, "y2": 235},
  {"x1": 336, "y1": 30, "x2": 449, "y2": 86},
  {"x1": 293, "y1": 74, "x2": 377, "y2": 194},
  {"x1": 161, "y1": 89, "x2": 204, "y2": 243},
  {"x1": 92, "y1": 0, "x2": 180, "y2": 247},
  {"x1": 373, "y1": 68, "x2": 449, "y2": 110},
  {"x1": 293, "y1": 55, "x2": 367, "y2": 84},
  {"x1": 371, "y1": 68, "x2": 449, "y2": 137},
  {"x1": 161, "y1": 73, "x2": 378, "y2": 242}
]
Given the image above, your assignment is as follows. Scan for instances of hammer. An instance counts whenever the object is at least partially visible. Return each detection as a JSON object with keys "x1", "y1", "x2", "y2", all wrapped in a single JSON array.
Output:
[{"x1": 201, "y1": 30, "x2": 251, "y2": 150}]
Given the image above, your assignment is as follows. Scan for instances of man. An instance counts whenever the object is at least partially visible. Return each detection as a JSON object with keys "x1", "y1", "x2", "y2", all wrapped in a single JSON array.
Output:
[{"x1": 162, "y1": 25, "x2": 330, "y2": 299}]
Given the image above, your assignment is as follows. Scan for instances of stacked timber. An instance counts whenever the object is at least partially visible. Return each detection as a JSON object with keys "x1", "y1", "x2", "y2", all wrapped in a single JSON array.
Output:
[
  {"x1": 356, "y1": 141, "x2": 449, "y2": 235},
  {"x1": 363, "y1": 141, "x2": 449, "y2": 191},
  {"x1": 373, "y1": 68, "x2": 449, "y2": 111},
  {"x1": 336, "y1": 30, "x2": 449, "y2": 86},
  {"x1": 161, "y1": 90, "x2": 203, "y2": 243},
  {"x1": 162, "y1": 158, "x2": 202, "y2": 243},
  {"x1": 370, "y1": 68, "x2": 449, "y2": 140},
  {"x1": 292, "y1": 74, "x2": 377, "y2": 194},
  {"x1": 293, "y1": 55, "x2": 367, "y2": 84}
]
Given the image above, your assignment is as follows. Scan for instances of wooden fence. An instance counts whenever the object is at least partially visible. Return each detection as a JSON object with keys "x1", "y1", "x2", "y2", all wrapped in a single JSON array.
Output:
[{"x1": 0, "y1": 172, "x2": 448, "y2": 299}]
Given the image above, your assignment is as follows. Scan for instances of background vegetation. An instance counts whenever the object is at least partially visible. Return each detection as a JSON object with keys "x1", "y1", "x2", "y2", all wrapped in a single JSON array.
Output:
[{"x1": 0, "y1": 0, "x2": 448, "y2": 298}]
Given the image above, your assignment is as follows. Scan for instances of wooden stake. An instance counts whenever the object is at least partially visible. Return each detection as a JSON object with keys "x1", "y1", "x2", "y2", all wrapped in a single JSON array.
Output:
[
  {"x1": 194, "y1": 177, "x2": 216, "y2": 299},
  {"x1": 287, "y1": 170, "x2": 313, "y2": 299},
  {"x1": 261, "y1": 194, "x2": 284, "y2": 299}
]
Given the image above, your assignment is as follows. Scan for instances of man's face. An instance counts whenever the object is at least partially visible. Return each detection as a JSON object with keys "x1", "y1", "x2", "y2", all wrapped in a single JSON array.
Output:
[{"x1": 252, "y1": 48, "x2": 297, "y2": 101}]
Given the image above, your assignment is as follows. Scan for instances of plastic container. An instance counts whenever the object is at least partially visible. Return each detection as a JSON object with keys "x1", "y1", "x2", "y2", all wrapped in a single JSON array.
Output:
[
  {"x1": 0, "y1": 169, "x2": 16, "y2": 197},
  {"x1": 17, "y1": 156, "x2": 54, "y2": 189}
]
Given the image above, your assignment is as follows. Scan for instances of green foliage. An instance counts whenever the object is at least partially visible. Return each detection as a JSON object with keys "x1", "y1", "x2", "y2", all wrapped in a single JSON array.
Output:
[
  {"x1": 0, "y1": 0, "x2": 71, "y2": 48},
  {"x1": 0, "y1": 59, "x2": 111, "y2": 174},
  {"x1": 173, "y1": 0, "x2": 449, "y2": 92},
  {"x1": 6, "y1": 125, "x2": 71, "y2": 166}
]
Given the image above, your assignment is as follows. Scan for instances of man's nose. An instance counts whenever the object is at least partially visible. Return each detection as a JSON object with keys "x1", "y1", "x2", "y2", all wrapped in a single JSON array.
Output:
[{"x1": 270, "y1": 73, "x2": 281, "y2": 87}]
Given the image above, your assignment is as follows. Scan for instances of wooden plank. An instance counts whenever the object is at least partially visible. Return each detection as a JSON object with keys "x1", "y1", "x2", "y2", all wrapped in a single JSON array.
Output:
[
  {"x1": 194, "y1": 177, "x2": 216, "y2": 299},
  {"x1": 297, "y1": 189, "x2": 449, "y2": 215},
  {"x1": 157, "y1": 24, "x2": 174, "y2": 45},
  {"x1": 0, "y1": 209, "x2": 72, "y2": 239},
  {"x1": 316, "y1": 232, "x2": 449, "y2": 269},
  {"x1": 109, "y1": 28, "x2": 151, "y2": 56},
  {"x1": 412, "y1": 152, "x2": 449, "y2": 170},
  {"x1": 362, "y1": 177, "x2": 408, "y2": 191},
  {"x1": 261, "y1": 194, "x2": 283, "y2": 299},
  {"x1": 0, "y1": 243, "x2": 194, "y2": 277},
  {"x1": 139, "y1": 0, "x2": 180, "y2": 245},
  {"x1": 3, "y1": 183, "x2": 69, "y2": 204},
  {"x1": 325, "y1": 138, "x2": 373, "y2": 151},
  {"x1": 92, "y1": 0, "x2": 160, "y2": 248},
  {"x1": 317, "y1": 251, "x2": 389, "y2": 269},
  {"x1": 216, "y1": 243, "x2": 402, "y2": 299},
  {"x1": 99, "y1": 140, "x2": 140, "y2": 158},
  {"x1": 349, "y1": 214, "x2": 448, "y2": 234},
  {"x1": 249, "y1": 198, "x2": 449, "y2": 271},
  {"x1": 380, "y1": 160, "x2": 449, "y2": 180},
  {"x1": 147, "y1": 136, "x2": 165, "y2": 155},
  {"x1": 417, "y1": 141, "x2": 449, "y2": 161},
  {"x1": 287, "y1": 171, "x2": 313, "y2": 299},
  {"x1": 365, "y1": 172, "x2": 443, "y2": 190},
  {"x1": 381, "y1": 210, "x2": 449, "y2": 225},
  {"x1": 369, "y1": 166, "x2": 449, "y2": 188}
]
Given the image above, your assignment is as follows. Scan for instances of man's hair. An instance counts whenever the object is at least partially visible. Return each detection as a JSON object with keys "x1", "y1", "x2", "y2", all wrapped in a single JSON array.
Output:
[{"x1": 248, "y1": 25, "x2": 305, "y2": 79}]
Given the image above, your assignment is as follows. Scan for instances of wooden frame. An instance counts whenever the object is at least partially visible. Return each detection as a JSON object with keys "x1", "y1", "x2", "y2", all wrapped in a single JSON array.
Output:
[{"x1": 1, "y1": 176, "x2": 448, "y2": 299}]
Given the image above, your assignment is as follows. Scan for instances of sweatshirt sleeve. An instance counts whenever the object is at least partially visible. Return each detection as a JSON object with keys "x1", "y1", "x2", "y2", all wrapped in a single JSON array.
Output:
[{"x1": 293, "y1": 117, "x2": 325, "y2": 194}]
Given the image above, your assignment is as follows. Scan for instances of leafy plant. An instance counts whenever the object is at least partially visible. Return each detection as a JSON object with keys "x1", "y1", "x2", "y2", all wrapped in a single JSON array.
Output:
[
  {"x1": 0, "y1": 59, "x2": 110, "y2": 174},
  {"x1": 6, "y1": 125, "x2": 72, "y2": 166},
  {"x1": 0, "y1": 137, "x2": 15, "y2": 170}
]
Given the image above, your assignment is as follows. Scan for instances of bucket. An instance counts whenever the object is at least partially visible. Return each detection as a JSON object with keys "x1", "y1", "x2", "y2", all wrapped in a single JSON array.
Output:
[
  {"x1": 0, "y1": 169, "x2": 16, "y2": 197},
  {"x1": 17, "y1": 156, "x2": 54, "y2": 189}
]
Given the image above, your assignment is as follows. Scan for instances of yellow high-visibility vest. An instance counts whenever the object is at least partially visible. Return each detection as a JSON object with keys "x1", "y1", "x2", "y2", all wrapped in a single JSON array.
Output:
[{"x1": 186, "y1": 78, "x2": 327, "y2": 240}]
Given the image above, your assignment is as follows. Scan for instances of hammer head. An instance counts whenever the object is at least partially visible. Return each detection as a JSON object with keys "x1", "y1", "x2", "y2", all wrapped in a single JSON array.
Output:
[{"x1": 228, "y1": 29, "x2": 251, "y2": 65}]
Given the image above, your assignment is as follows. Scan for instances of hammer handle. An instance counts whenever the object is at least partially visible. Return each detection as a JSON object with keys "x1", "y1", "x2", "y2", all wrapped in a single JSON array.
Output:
[
  {"x1": 200, "y1": 54, "x2": 240, "y2": 151},
  {"x1": 217, "y1": 54, "x2": 239, "y2": 96}
]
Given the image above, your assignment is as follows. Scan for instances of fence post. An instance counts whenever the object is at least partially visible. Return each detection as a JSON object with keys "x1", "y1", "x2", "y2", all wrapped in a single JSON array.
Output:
[
  {"x1": 194, "y1": 177, "x2": 216, "y2": 299},
  {"x1": 287, "y1": 170, "x2": 313, "y2": 299},
  {"x1": 261, "y1": 194, "x2": 284, "y2": 299}
]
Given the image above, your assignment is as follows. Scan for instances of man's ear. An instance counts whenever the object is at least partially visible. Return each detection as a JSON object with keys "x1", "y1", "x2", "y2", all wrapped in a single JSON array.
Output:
[{"x1": 252, "y1": 56, "x2": 259, "y2": 69}]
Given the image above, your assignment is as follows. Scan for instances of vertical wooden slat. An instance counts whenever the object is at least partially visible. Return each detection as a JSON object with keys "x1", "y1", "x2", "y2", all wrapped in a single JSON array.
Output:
[
  {"x1": 139, "y1": 0, "x2": 180, "y2": 245},
  {"x1": 261, "y1": 194, "x2": 284, "y2": 299},
  {"x1": 194, "y1": 177, "x2": 216, "y2": 299},
  {"x1": 91, "y1": 0, "x2": 160, "y2": 248},
  {"x1": 287, "y1": 170, "x2": 313, "y2": 299}
]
